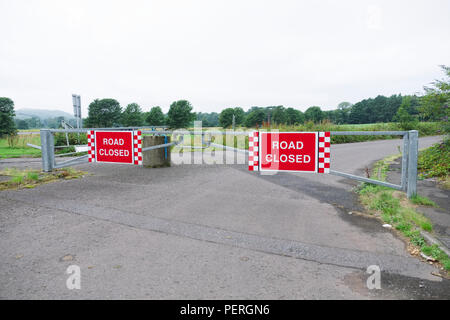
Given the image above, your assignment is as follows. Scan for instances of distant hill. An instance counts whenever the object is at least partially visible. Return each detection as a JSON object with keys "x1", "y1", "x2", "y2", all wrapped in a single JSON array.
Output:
[{"x1": 15, "y1": 108, "x2": 75, "y2": 120}]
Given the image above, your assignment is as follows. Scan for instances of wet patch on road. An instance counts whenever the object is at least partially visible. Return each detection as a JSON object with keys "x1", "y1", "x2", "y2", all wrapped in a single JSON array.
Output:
[{"x1": 343, "y1": 270, "x2": 450, "y2": 299}]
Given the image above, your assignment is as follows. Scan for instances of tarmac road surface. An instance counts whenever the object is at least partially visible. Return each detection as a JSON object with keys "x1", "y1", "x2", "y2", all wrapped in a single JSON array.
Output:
[{"x1": 1, "y1": 135, "x2": 449, "y2": 299}]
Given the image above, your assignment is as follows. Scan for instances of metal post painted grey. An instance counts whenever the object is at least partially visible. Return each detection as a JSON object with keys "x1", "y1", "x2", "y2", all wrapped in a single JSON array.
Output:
[
  {"x1": 40, "y1": 129, "x2": 55, "y2": 172},
  {"x1": 401, "y1": 133, "x2": 409, "y2": 191},
  {"x1": 407, "y1": 130, "x2": 419, "y2": 198}
]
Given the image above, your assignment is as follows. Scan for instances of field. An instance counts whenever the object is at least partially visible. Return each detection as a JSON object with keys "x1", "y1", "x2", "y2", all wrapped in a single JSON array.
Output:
[{"x1": 0, "y1": 134, "x2": 41, "y2": 159}]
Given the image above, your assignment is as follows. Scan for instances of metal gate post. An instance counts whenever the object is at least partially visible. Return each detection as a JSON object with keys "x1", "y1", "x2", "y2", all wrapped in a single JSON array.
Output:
[
  {"x1": 407, "y1": 130, "x2": 418, "y2": 198},
  {"x1": 40, "y1": 129, "x2": 55, "y2": 172},
  {"x1": 401, "y1": 132, "x2": 409, "y2": 191}
]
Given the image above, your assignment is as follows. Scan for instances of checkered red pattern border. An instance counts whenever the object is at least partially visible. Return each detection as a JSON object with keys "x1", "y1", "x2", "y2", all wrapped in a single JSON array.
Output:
[
  {"x1": 248, "y1": 131, "x2": 259, "y2": 171},
  {"x1": 133, "y1": 130, "x2": 142, "y2": 165},
  {"x1": 318, "y1": 131, "x2": 331, "y2": 173},
  {"x1": 87, "y1": 130, "x2": 95, "y2": 162}
]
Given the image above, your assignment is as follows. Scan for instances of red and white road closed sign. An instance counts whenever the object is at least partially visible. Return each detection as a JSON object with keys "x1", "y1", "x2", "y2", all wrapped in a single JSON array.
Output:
[
  {"x1": 87, "y1": 130, "x2": 142, "y2": 165},
  {"x1": 248, "y1": 131, "x2": 331, "y2": 173}
]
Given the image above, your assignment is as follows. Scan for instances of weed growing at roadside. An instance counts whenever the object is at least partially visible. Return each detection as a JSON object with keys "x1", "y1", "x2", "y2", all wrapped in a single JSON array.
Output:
[
  {"x1": 357, "y1": 157, "x2": 450, "y2": 271},
  {"x1": 0, "y1": 167, "x2": 86, "y2": 191}
]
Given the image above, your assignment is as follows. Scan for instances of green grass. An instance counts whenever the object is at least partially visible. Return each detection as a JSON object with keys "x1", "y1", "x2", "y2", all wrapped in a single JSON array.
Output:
[
  {"x1": 410, "y1": 195, "x2": 437, "y2": 207},
  {"x1": 418, "y1": 140, "x2": 450, "y2": 190},
  {"x1": 0, "y1": 167, "x2": 86, "y2": 190},
  {"x1": 357, "y1": 156, "x2": 450, "y2": 271},
  {"x1": 0, "y1": 134, "x2": 42, "y2": 159}
]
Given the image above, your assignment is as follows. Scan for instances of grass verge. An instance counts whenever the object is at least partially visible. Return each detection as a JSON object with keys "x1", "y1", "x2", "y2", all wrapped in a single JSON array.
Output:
[
  {"x1": 357, "y1": 156, "x2": 450, "y2": 272},
  {"x1": 418, "y1": 139, "x2": 450, "y2": 190},
  {"x1": 0, "y1": 167, "x2": 86, "y2": 191}
]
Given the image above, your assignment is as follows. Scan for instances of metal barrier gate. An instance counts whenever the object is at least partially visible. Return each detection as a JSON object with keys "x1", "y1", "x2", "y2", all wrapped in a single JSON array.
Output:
[{"x1": 38, "y1": 128, "x2": 419, "y2": 198}]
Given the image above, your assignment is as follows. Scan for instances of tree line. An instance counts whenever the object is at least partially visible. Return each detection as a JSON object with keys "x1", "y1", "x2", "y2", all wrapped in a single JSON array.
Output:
[
  {"x1": 1, "y1": 65, "x2": 448, "y2": 135},
  {"x1": 81, "y1": 94, "x2": 423, "y2": 129}
]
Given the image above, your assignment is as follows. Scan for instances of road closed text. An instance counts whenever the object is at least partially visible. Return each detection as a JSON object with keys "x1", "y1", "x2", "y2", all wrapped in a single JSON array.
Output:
[
  {"x1": 98, "y1": 148, "x2": 130, "y2": 157},
  {"x1": 259, "y1": 132, "x2": 318, "y2": 172},
  {"x1": 265, "y1": 141, "x2": 311, "y2": 163},
  {"x1": 94, "y1": 131, "x2": 134, "y2": 164}
]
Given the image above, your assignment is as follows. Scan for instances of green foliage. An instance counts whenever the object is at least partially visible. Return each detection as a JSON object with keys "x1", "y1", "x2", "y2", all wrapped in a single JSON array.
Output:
[
  {"x1": 145, "y1": 106, "x2": 166, "y2": 126},
  {"x1": 0, "y1": 134, "x2": 42, "y2": 158},
  {"x1": 349, "y1": 94, "x2": 403, "y2": 124},
  {"x1": 418, "y1": 140, "x2": 450, "y2": 178},
  {"x1": 16, "y1": 119, "x2": 29, "y2": 129},
  {"x1": 121, "y1": 103, "x2": 144, "y2": 127},
  {"x1": 54, "y1": 132, "x2": 87, "y2": 146},
  {"x1": 244, "y1": 108, "x2": 266, "y2": 127},
  {"x1": 0, "y1": 167, "x2": 86, "y2": 190},
  {"x1": 304, "y1": 106, "x2": 323, "y2": 123},
  {"x1": 167, "y1": 100, "x2": 195, "y2": 129},
  {"x1": 358, "y1": 171, "x2": 450, "y2": 271},
  {"x1": 271, "y1": 106, "x2": 287, "y2": 125},
  {"x1": 394, "y1": 96, "x2": 419, "y2": 130},
  {"x1": 196, "y1": 112, "x2": 219, "y2": 127},
  {"x1": 7, "y1": 134, "x2": 19, "y2": 148},
  {"x1": 27, "y1": 172, "x2": 39, "y2": 181},
  {"x1": 0, "y1": 97, "x2": 17, "y2": 137},
  {"x1": 285, "y1": 107, "x2": 304, "y2": 125},
  {"x1": 85, "y1": 98, "x2": 122, "y2": 128},
  {"x1": 410, "y1": 195, "x2": 437, "y2": 207},
  {"x1": 219, "y1": 107, "x2": 245, "y2": 128},
  {"x1": 419, "y1": 65, "x2": 450, "y2": 123}
]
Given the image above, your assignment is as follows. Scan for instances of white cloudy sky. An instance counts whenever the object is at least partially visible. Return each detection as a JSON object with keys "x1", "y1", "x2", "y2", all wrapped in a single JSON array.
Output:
[{"x1": 1, "y1": 0, "x2": 449, "y2": 115}]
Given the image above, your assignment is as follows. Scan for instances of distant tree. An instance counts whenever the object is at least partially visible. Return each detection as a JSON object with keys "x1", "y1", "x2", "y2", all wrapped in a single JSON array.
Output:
[
  {"x1": 323, "y1": 110, "x2": 338, "y2": 123},
  {"x1": 219, "y1": 107, "x2": 245, "y2": 128},
  {"x1": 338, "y1": 102, "x2": 352, "y2": 110},
  {"x1": 26, "y1": 116, "x2": 42, "y2": 129},
  {"x1": 394, "y1": 96, "x2": 418, "y2": 130},
  {"x1": 121, "y1": 103, "x2": 144, "y2": 127},
  {"x1": 304, "y1": 106, "x2": 323, "y2": 123},
  {"x1": 146, "y1": 106, "x2": 165, "y2": 126},
  {"x1": 0, "y1": 97, "x2": 17, "y2": 137},
  {"x1": 419, "y1": 65, "x2": 450, "y2": 123},
  {"x1": 335, "y1": 102, "x2": 352, "y2": 124},
  {"x1": 167, "y1": 100, "x2": 195, "y2": 129},
  {"x1": 348, "y1": 95, "x2": 402, "y2": 124},
  {"x1": 16, "y1": 119, "x2": 29, "y2": 129},
  {"x1": 233, "y1": 107, "x2": 245, "y2": 125},
  {"x1": 219, "y1": 108, "x2": 235, "y2": 128},
  {"x1": 244, "y1": 108, "x2": 266, "y2": 127},
  {"x1": 85, "y1": 98, "x2": 122, "y2": 128},
  {"x1": 285, "y1": 107, "x2": 304, "y2": 125},
  {"x1": 196, "y1": 112, "x2": 219, "y2": 127},
  {"x1": 271, "y1": 106, "x2": 287, "y2": 125}
]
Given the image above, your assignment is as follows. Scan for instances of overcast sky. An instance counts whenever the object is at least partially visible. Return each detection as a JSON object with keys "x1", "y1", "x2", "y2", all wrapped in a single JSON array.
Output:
[{"x1": 1, "y1": 0, "x2": 449, "y2": 115}]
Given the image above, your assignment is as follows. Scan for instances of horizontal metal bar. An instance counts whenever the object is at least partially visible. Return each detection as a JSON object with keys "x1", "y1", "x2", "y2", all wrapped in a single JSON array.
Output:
[
  {"x1": 329, "y1": 170, "x2": 402, "y2": 190},
  {"x1": 54, "y1": 158, "x2": 89, "y2": 169},
  {"x1": 45, "y1": 126, "x2": 168, "y2": 133},
  {"x1": 142, "y1": 141, "x2": 178, "y2": 152},
  {"x1": 26, "y1": 143, "x2": 41, "y2": 150},
  {"x1": 179, "y1": 146, "x2": 208, "y2": 149},
  {"x1": 54, "y1": 154, "x2": 89, "y2": 167},
  {"x1": 330, "y1": 131, "x2": 407, "y2": 136},
  {"x1": 55, "y1": 151, "x2": 87, "y2": 157},
  {"x1": 209, "y1": 143, "x2": 249, "y2": 154}
]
